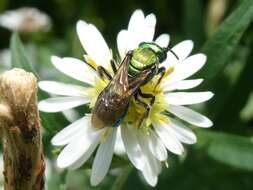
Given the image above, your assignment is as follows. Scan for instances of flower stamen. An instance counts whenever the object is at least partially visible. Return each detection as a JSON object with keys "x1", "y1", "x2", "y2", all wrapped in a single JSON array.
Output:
[
  {"x1": 84, "y1": 55, "x2": 98, "y2": 70},
  {"x1": 164, "y1": 66, "x2": 174, "y2": 78}
]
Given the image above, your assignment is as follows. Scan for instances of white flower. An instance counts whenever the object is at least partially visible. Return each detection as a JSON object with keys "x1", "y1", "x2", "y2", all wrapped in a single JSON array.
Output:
[
  {"x1": 0, "y1": 7, "x2": 51, "y2": 33},
  {"x1": 0, "y1": 49, "x2": 11, "y2": 73},
  {"x1": 39, "y1": 9, "x2": 213, "y2": 187}
]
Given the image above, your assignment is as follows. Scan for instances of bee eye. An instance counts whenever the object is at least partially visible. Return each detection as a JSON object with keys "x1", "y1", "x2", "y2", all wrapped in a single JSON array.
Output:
[
  {"x1": 158, "y1": 52, "x2": 167, "y2": 63},
  {"x1": 138, "y1": 42, "x2": 145, "y2": 47}
]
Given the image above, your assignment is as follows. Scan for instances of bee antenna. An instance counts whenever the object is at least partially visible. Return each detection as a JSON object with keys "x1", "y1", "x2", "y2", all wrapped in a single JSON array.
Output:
[{"x1": 164, "y1": 47, "x2": 179, "y2": 60}]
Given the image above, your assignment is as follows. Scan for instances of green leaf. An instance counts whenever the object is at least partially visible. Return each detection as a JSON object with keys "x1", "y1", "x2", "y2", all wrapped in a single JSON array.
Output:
[
  {"x1": 10, "y1": 33, "x2": 70, "y2": 133},
  {"x1": 10, "y1": 32, "x2": 38, "y2": 76},
  {"x1": 197, "y1": 0, "x2": 253, "y2": 80},
  {"x1": 241, "y1": 93, "x2": 253, "y2": 122},
  {"x1": 196, "y1": 130, "x2": 253, "y2": 171},
  {"x1": 212, "y1": 44, "x2": 253, "y2": 129}
]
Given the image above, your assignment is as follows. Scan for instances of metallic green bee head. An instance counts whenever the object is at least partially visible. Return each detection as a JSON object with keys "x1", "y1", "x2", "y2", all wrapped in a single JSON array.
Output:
[
  {"x1": 138, "y1": 42, "x2": 168, "y2": 63},
  {"x1": 129, "y1": 42, "x2": 169, "y2": 76}
]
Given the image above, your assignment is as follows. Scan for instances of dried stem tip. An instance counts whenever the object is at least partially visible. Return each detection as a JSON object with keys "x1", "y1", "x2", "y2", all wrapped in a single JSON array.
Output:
[{"x1": 0, "y1": 68, "x2": 45, "y2": 190}]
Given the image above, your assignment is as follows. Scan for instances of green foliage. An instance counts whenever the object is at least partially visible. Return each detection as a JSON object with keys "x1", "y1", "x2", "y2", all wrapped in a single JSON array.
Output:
[
  {"x1": 10, "y1": 33, "x2": 38, "y2": 76},
  {"x1": 197, "y1": 0, "x2": 253, "y2": 81},
  {"x1": 197, "y1": 131, "x2": 253, "y2": 171}
]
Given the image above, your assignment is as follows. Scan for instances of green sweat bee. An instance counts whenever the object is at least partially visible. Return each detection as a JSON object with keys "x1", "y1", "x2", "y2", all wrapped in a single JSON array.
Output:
[{"x1": 91, "y1": 42, "x2": 178, "y2": 129}]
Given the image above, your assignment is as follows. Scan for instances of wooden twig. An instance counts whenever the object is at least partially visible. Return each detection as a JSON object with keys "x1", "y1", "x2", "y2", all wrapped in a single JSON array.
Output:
[{"x1": 0, "y1": 68, "x2": 45, "y2": 190}]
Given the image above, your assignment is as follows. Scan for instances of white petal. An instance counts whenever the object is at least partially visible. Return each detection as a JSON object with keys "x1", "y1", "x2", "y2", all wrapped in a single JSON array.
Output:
[
  {"x1": 91, "y1": 128, "x2": 117, "y2": 186},
  {"x1": 38, "y1": 96, "x2": 89, "y2": 112},
  {"x1": 69, "y1": 136, "x2": 100, "y2": 170},
  {"x1": 172, "y1": 40, "x2": 193, "y2": 61},
  {"x1": 165, "y1": 119, "x2": 197, "y2": 144},
  {"x1": 163, "y1": 79, "x2": 203, "y2": 91},
  {"x1": 128, "y1": 10, "x2": 145, "y2": 33},
  {"x1": 127, "y1": 11, "x2": 156, "y2": 50},
  {"x1": 154, "y1": 121, "x2": 184, "y2": 155},
  {"x1": 57, "y1": 136, "x2": 96, "y2": 168},
  {"x1": 165, "y1": 91, "x2": 214, "y2": 105},
  {"x1": 51, "y1": 116, "x2": 89, "y2": 146},
  {"x1": 162, "y1": 40, "x2": 194, "y2": 68},
  {"x1": 168, "y1": 54, "x2": 207, "y2": 84},
  {"x1": 51, "y1": 56, "x2": 96, "y2": 85},
  {"x1": 114, "y1": 127, "x2": 126, "y2": 155},
  {"x1": 142, "y1": 13, "x2": 156, "y2": 42},
  {"x1": 121, "y1": 125, "x2": 144, "y2": 170},
  {"x1": 62, "y1": 109, "x2": 79, "y2": 122},
  {"x1": 167, "y1": 105, "x2": 213, "y2": 128},
  {"x1": 148, "y1": 130, "x2": 168, "y2": 161},
  {"x1": 127, "y1": 10, "x2": 145, "y2": 49},
  {"x1": 141, "y1": 168, "x2": 158, "y2": 187},
  {"x1": 137, "y1": 131, "x2": 160, "y2": 187},
  {"x1": 57, "y1": 125, "x2": 103, "y2": 168},
  {"x1": 117, "y1": 30, "x2": 130, "y2": 59},
  {"x1": 155, "y1": 34, "x2": 170, "y2": 48},
  {"x1": 39, "y1": 81, "x2": 88, "y2": 97},
  {"x1": 76, "y1": 20, "x2": 112, "y2": 68},
  {"x1": 137, "y1": 131, "x2": 161, "y2": 175}
]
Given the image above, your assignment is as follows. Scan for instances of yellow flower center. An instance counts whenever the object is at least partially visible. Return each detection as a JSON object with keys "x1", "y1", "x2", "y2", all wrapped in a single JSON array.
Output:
[{"x1": 123, "y1": 76, "x2": 169, "y2": 129}]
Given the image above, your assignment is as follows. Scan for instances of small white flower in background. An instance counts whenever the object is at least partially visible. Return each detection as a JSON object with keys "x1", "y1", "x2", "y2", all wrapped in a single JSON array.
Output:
[
  {"x1": 39, "y1": 9, "x2": 213, "y2": 186},
  {"x1": 0, "y1": 7, "x2": 51, "y2": 33},
  {"x1": 0, "y1": 49, "x2": 11, "y2": 72}
]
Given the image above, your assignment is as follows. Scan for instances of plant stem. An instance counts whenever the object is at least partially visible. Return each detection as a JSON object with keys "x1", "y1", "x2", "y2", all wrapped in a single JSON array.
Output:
[{"x1": 0, "y1": 69, "x2": 45, "y2": 190}]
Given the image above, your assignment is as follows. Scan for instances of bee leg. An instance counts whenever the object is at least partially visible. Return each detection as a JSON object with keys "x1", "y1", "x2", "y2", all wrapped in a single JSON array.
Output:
[
  {"x1": 110, "y1": 59, "x2": 118, "y2": 74},
  {"x1": 154, "y1": 67, "x2": 165, "y2": 90},
  {"x1": 137, "y1": 89, "x2": 155, "y2": 105},
  {"x1": 134, "y1": 94, "x2": 151, "y2": 127},
  {"x1": 97, "y1": 66, "x2": 112, "y2": 80}
]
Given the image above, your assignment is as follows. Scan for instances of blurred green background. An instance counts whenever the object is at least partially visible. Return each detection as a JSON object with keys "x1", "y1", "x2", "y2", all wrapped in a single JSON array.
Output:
[{"x1": 0, "y1": 0, "x2": 253, "y2": 189}]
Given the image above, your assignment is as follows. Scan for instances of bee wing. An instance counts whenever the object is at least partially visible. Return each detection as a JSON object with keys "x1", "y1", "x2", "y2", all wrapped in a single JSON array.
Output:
[
  {"x1": 91, "y1": 53, "x2": 132, "y2": 129},
  {"x1": 111, "y1": 50, "x2": 155, "y2": 96},
  {"x1": 110, "y1": 52, "x2": 132, "y2": 94}
]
